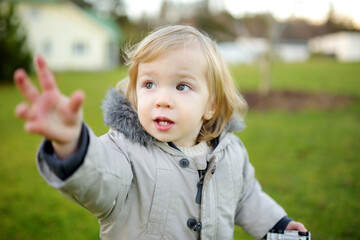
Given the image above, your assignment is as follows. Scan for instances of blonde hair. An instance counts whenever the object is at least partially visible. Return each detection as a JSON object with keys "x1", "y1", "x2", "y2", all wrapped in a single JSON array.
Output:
[{"x1": 118, "y1": 25, "x2": 247, "y2": 142}]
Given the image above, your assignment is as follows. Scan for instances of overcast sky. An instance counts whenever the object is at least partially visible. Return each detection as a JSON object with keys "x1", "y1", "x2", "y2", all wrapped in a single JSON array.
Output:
[{"x1": 124, "y1": 0, "x2": 360, "y2": 27}]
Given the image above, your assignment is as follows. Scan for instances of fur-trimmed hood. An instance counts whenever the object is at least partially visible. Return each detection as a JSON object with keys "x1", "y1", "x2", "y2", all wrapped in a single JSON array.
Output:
[
  {"x1": 101, "y1": 87, "x2": 245, "y2": 145},
  {"x1": 101, "y1": 87, "x2": 154, "y2": 145}
]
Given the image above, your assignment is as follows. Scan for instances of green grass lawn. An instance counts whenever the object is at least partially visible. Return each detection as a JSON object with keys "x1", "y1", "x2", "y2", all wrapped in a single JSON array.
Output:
[{"x1": 0, "y1": 60, "x2": 359, "y2": 239}]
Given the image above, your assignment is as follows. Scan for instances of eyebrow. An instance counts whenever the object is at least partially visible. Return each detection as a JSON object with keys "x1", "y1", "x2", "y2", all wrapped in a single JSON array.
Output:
[{"x1": 138, "y1": 69, "x2": 198, "y2": 79}]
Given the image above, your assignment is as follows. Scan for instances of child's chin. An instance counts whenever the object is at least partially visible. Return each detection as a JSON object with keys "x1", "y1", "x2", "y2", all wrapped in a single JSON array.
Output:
[
  {"x1": 150, "y1": 133, "x2": 172, "y2": 143},
  {"x1": 154, "y1": 136, "x2": 174, "y2": 143}
]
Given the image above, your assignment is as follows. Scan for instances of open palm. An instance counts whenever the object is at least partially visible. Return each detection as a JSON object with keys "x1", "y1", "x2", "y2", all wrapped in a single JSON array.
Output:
[{"x1": 14, "y1": 56, "x2": 85, "y2": 151}]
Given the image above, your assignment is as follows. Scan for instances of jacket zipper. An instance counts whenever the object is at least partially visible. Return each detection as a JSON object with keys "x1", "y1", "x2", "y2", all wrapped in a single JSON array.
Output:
[
  {"x1": 196, "y1": 177, "x2": 204, "y2": 204},
  {"x1": 196, "y1": 169, "x2": 206, "y2": 204}
]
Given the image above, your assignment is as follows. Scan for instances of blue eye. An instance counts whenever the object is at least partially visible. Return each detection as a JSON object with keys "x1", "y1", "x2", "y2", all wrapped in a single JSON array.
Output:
[{"x1": 177, "y1": 83, "x2": 190, "y2": 91}]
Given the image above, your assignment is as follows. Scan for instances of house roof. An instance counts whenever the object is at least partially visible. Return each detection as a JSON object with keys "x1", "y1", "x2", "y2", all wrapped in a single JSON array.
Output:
[{"x1": 83, "y1": 10, "x2": 123, "y2": 42}]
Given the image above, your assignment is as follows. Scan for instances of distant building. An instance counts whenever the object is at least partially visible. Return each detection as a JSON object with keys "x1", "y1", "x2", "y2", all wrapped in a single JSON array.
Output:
[
  {"x1": 8, "y1": 0, "x2": 122, "y2": 71},
  {"x1": 277, "y1": 40, "x2": 310, "y2": 63},
  {"x1": 218, "y1": 37, "x2": 309, "y2": 64},
  {"x1": 308, "y1": 32, "x2": 360, "y2": 62},
  {"x1": 217, "y1": 42, "x2": 257, "y2": 64}
]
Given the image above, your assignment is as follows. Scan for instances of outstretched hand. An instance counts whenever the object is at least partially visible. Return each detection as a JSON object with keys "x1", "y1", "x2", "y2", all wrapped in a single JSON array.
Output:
[{"x1": 14, "y1": 56, "x2": 85, "y2": 158}]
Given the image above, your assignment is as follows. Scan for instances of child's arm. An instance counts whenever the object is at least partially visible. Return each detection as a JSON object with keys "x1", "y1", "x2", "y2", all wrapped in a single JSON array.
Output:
[
  {"x1": 14, "y1": 56, "x2": 85, "y2": 158},
  {"x1": 234, "y1": 139, "x2": 308, "y2": 238},
  {"x1": 15, "y1": 57, "x2": 134, "y2": 220}
]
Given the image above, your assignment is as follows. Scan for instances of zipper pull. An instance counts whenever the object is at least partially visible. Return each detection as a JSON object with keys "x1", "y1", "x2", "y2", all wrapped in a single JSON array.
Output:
[{"x1": 196, "y1": 178, "x2": 204, "y2": 204}]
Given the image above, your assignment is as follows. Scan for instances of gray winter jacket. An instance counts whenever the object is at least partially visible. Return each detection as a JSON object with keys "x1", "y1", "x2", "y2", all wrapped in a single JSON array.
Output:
[{"x1": 37, "y1": 88, "x2": 288, "y2": 240}]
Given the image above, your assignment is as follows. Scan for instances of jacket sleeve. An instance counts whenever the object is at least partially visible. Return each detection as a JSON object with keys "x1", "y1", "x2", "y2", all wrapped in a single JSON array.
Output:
[
  {"x1": 36, "y1": 125, "x2": 133, "y2": 221},
  {"x1": 38, "y1": 123, "x2": 89, "y2": 181},
  {"x1": 234, "y1": 142, "x2": 287, "y2": 240}
]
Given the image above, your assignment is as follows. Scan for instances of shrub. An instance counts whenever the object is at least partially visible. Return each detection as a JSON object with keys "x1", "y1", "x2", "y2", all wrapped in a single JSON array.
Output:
[{"x1": 0, "y1": 3, "x2": 32, "y2": 83}]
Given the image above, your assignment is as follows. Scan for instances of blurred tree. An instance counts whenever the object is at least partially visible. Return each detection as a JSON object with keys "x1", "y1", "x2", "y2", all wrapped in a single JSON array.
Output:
[
  {"x1": 240, "y1": 13, "x2": 268, "y2": 38},
  {"x1": 323, "y1": 3, "x2": 357, "y2": 34},
  {"x1": 258, "y1": 14, "x2": 278, "y2": 95},
  {"x1": 192, "y1": 11, "x2": 238, "y2": 42},
  {"x1": 0, "y1": 3, "x2": 32, "y2": 83},
  {"x1": 69, "y1": 0, "x2": 92, "y2": 9},
  {"x1": 159, "y1": 0, "x2": 170, "y2": 23},
  {"x1": 281, "y1": 6, "x2": 359, "y2": 40},
  {"x1": 115, "y1": 15, "x2": 150, "y2": 64},
  {"x1": 281, "y1": 18, "x2": 319, "y2": 40}
]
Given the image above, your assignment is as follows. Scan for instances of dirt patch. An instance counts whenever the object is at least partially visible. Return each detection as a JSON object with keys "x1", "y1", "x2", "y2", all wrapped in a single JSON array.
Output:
[{"x1": 242, "y1": 90, "x2": 356, "y2": 112}]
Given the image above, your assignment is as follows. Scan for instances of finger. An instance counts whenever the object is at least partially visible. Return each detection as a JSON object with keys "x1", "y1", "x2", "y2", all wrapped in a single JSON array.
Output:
[
  {"x1": 35, "y1": 55, "x2": 57, "y2": 91},
  {"x1": 287, "y1": 221, "x2": 307, "y2": 232},
  {"x1": 14, "y1": 69, "x2": 41, "y2": 103},
  {"x1": 68, "y1": 90, "x2": 85, "y2": 113},
  {"x1": 25, "y1": 121, "x2": 42, "y2": 134},
  {"x1": 15, "y1": 102, "x2": 33, "y2": 120},
  {"x1": 58, "y1": 90, "x2": 85, "y2": 124},
  {"x1": 298, "y1": 224, "x2": 307, "y2": 232}
]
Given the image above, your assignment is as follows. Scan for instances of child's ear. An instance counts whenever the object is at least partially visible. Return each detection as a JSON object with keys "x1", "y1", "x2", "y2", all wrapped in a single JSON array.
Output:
[
  {"x1": 203, "y1": 101, "x2": 216, "y2": 120},
  {"x1": 203, "y1": 110, "x2": 214, "y2": 120}
]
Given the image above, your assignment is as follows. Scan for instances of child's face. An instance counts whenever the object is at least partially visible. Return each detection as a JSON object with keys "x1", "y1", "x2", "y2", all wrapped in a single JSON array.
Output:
[{"x1": 136, "y1": 48, "x2": 212, "y2": 147}]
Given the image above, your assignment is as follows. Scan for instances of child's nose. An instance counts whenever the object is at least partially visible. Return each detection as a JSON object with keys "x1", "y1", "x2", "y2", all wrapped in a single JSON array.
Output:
[{"x1": 155, "y1": 89, "x2": 174, "y2": 108}]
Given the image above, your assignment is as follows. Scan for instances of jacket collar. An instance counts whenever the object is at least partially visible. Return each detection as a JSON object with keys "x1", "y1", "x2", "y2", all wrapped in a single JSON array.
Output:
[{"x1": 101, "y1": 87, "x2": 245, "y2": 146}]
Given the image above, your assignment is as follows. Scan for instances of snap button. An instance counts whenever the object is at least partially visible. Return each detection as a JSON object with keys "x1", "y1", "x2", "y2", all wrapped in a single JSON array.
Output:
[
  {"x1": 110, "y1": 132, "x2": 116, "y2": 138},
  {"x1": 179, "y1": 158, "x2": 189, "y2": 168},
  {"x1": 187, "y1": 218, "x2": 197, "y2": 229},
  {"x1": 211, "y1": 165, "x2": 216, "y2": 174},
  {"x1": 187, "y1": 218, "x2": 202, "y2": 231}
]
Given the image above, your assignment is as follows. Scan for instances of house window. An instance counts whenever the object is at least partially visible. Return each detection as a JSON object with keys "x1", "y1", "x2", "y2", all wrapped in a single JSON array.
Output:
[
  {"x1": 72, "y1": 42, "x2": 88, "y2": 56},
  {"x1": 42, "y1": 41, "x2": 52, "y2": 57},
  {"x1": 28, "y1": 8, "x2": 40, "y2": 19}
]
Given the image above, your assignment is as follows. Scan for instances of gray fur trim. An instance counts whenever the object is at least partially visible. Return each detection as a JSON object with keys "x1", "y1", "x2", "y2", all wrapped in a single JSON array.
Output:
[{"x1": 101, "y1": 87, "x2": 154, "y2": 144}]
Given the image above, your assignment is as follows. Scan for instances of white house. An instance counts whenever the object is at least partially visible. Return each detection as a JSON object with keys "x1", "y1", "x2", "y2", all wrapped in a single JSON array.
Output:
[
  {"x1": 217, "y1": 42, "x2": 257, "y2": 64},
  {"x1": 276, "y1": 40, "x2": 310, "y2": 63},
  {"x1": 308, "y1": 31, "x2": 360, "y2": 62},
  {"x1": 218, "y1": 37, "x2": 309, "y2": 64},
  {"x1": 9, "y1": 0, "x2": 122, "y2": 71}
]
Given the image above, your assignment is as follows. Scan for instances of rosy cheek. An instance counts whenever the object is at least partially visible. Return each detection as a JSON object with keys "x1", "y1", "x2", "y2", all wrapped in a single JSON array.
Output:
[
  {"x1": 137, "y1": 100, "x2": 148, "y2": 118},
  {"x1": 137, "y1": 111, "x2": 147, "y2": 129}
]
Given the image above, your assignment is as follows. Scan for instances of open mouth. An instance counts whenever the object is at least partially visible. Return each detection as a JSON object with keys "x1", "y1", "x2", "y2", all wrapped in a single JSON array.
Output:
[
  {"x1": 157, "y1": 120, "x2": 172, "y2": 126},
  {"x1": 154, "y1": 117, "x2": 174, "y2": 131}
]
